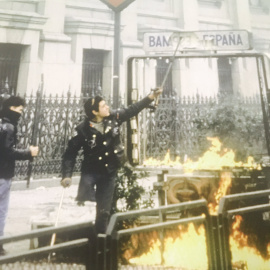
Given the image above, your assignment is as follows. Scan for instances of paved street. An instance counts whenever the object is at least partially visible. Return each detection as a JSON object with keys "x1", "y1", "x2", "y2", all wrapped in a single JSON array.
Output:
[
  {"x1": 3, "y1": 174, "x2": 157, "y2": 255},
  {"x1": 4, "y1": 177, "x2": 95, "y2": 254}
]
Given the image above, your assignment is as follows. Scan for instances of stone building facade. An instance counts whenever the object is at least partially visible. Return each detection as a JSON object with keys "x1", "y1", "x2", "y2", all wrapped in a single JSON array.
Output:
[{"x1": 0, "y1": 0, "x2": 269, "y2": 99}]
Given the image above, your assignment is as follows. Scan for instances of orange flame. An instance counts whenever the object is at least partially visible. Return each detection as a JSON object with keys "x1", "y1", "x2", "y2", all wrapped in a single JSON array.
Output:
[
  {"x1": 143, "y1": 137, "x2": 260, "y2": 172},
  {"x1": 129, "y1": 223, "x2": 208, "y2": 269},
  {"x1": 230, "y1": 216, "x2": 270, "y2": 269},
  {"x1": 137, "y1": 137, "x2": 269, "y2": 268},
  {"x1": 208, "y1": 170, "x2": 232, "y2": 215},
  {"x1": 143, "y1": 150, "x2": 182, "y2": 168}
]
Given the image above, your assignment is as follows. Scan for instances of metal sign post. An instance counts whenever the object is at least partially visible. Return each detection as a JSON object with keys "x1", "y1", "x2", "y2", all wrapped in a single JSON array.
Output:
[
  {"x1": 99, "y1": 0, "x2": 136, "y2": 108},
  {"x1": 153, "y1": 34, "x2": 182, "y2": 109},
  {"x1": 99, "y1": 0, "x2": 136, "y2": 12}
]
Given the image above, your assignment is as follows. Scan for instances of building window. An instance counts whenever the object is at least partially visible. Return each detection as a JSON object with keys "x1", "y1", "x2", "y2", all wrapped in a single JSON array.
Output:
[
  {"x1": 0, "y1": 44, "x2": 22, "y2": 95},
  {"x1": 81, "y1": 49, "x2": 104, "y2": 98},
  {"x1": 217, "y1": 58, "x2": 233, "y2": 96},
  {"x1": 249, "y1": 0, "x2": 269, "y2": 13},
  {"x1": 249, "y1": 0, "x2": 261, "y2": 6},
  {"x1": 198, "y1": 0, "x2": 223, "y2": 8}
]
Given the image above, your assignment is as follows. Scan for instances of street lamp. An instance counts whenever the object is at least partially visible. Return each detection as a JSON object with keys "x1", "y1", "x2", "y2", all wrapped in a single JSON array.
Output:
[{"x1": 99, "y1": 0, "x2": 136, "y2": 108}]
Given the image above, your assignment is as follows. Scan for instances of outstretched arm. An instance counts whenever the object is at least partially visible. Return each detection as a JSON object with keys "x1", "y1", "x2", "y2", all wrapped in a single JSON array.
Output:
[{"x1": 115, "y1": 87, "x2": 163, "y2": 122}]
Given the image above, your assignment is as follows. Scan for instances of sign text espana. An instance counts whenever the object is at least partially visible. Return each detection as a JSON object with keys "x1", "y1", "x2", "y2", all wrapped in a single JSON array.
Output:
[{"x1": 144, "y1": 30, "x2": 251, "y2": 52}]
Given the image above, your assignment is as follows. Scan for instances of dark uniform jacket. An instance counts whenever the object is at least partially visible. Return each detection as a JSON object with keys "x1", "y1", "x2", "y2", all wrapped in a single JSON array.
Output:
[
  {"x1": 0, "y1": 113, "x2": 32, "y2": 179},
  {"x1": 62, "y1": 96, "x2": 153, "y2": 201}
]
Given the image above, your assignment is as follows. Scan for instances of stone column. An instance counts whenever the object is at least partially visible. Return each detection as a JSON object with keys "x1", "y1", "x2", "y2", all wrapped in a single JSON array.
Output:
[
  {"x1": 228, "y1": 0, "x2": 251, "y2": 97},
  {"x1": 120, "y1": 1, "x2": 143, "y2": 101},
  {"x1": 37, "y1": 0, "x2": 72, "y2": 95},
  {"x1": 37, "y1": 0, "x2": 65, "y2": 33},
  {"x1": 178, "y1": 0, "x2": 199, "y2": 29},
  {"x1": 173, "y1": 0, "x2": 199, "y2": 97},
  {"x1": 229, "y1": 0, "x2": 251, "y2": 30}
]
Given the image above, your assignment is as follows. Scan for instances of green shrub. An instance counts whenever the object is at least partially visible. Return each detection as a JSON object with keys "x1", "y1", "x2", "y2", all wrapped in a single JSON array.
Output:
[
  {"x1": 112, "y1": 163, "x2": 155, "y2": 214},
  {"x1": 193, "y1": 95, "x2": 266, "y2": 162}
]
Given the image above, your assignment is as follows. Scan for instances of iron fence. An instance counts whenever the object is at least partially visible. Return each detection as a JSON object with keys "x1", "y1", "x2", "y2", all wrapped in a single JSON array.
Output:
[
  {"x1": 15, "y1": 91, "x2": 85, "y2": 179},
  {"x1": 1, "y1": 190, "x2": 270, "y2": 269},
  {"x1": 0, "y1": 221, "x2": 93, "y2": 270},
  {"x1": 96, "y1": 199, "x2": 215, "y2": 270},
  {"x1": 217, "y1": 189, "x2": 270, "y2": 270},
  {"x1": 139, "y1": 93, "x2": 265, "y2": 162},
  {"x1": 11, "y1": 91, "x2": 265, "y2": 180},
  {"x1": 0, "y1": 262, "x2": 85, "y2": 270},
  {"x1": 94, "y1": 190, "x2": 270, "y2": 270}
]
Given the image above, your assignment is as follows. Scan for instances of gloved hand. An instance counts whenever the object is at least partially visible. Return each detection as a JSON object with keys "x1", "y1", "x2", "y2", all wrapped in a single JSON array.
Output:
[
  {"x1": 61, "y1": 177, "x2": 72, "y2": 188},
  {"x1": 148, "y1": 87, "x2": 163, "y2": 100}
]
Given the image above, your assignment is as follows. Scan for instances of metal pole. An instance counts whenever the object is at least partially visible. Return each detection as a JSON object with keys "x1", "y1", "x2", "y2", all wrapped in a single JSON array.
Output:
[
  {"x1": 157, "y1": 170, "x2": 167, "y2": 265},
  {"x1": 113, "y1": 10, "x2": 120, "y2": 109},
  {"x1": 154, "y1": 35, "x2": 182, "y2": 108},
  {"x1": 26, "y1": 75, "x2": 43, "y2": 188},
  {"x1": 48, "y1": 188, "x2": 65, "y2": 261},
  {"x1": 257, "y1": 56, "x2": 270, "y2": 155},
  {"x1": 63, "y1": 90, "x2": 71, "y2": 151}
]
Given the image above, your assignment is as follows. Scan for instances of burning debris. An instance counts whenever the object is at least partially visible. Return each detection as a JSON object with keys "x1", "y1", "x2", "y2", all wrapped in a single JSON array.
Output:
[
  {"x1": 123, "y1": 137, "x2": 270, "y2": 269},
  {"x1": 142, "y1": 150, "x2": 182, "y2": 169},
  {"x1": 143, "y1": 137, "x2": 260, "y2": 172},
  {"x1": 232, "y1": 261, "x2": 248, "y2": 270},
  {"x1": 122, "y1": 224, "x2": 208, "y2": 269},
  {"x1": 230, "y1": 215, "x2": 270, "y2": 270},
  {"x1": 208, "y1": 170, "x2": 232, "y2": 215}
]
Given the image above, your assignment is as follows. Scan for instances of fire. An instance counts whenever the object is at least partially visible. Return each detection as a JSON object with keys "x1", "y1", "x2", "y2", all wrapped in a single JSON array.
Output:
[
  {"x1": 230, "y1": 215, "x2": 270, "y2": 269},
  {"x1": 208, "y1": 170, "x2": 232, "y2": 215},
  {"x1": 134, "y1": 137, "x2": 269, "y2": 268},
  {"x1": 143, "y1": 150, "x2": 182, "y2": 168},
  {"x1": 129, "y1": 223, "x2": 208, "y2": 269},
  {"x1": 143, "y1": 137, "x2": 260, "y2": 172}
]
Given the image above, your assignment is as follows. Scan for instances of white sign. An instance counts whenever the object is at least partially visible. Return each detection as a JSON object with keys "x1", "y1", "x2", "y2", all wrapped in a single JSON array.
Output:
[{"x1": 143, "y1": 30, "x2": 251, "y2": 52}]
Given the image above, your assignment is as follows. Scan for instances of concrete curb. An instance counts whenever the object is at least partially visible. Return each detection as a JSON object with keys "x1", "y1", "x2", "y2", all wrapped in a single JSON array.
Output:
[
  {"x1": 10, "y1": 170, "x2": 160, "y2": 191},
  {"x1": 11, "y1": 176, "x2": 80, "y2": 191}
]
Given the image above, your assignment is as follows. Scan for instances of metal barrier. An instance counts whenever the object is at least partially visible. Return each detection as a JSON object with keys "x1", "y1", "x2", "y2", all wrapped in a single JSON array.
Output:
[
  {"x1": 97, "y1": 200, "x2": 216, "y2": 270},
  {"x1": 0, "y1": 221, "x2": 93, "y2": 269},
  {"x1": 217, "y1": 189, "x2": 270, "y2": 270},
  {"x1": 2, "y1": 191, "x2": 269, "y2": 269}
]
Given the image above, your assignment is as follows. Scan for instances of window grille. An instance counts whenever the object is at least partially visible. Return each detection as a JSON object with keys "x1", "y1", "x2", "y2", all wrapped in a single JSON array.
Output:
[
  {"x1": 81, "y1": 49, "x2": 104, "y2": 98},
  {"x1": 0, "y1": 44, "x2": 22, "y2": 95},
  {"x1": 217, "y1": 58, "x2": 233, "y2": 96}
]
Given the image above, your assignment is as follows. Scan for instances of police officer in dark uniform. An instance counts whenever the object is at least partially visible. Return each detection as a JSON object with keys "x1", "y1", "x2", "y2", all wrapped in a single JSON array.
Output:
[{"x1": 61, "y1": 89, "x2": 162, "y2": 234}]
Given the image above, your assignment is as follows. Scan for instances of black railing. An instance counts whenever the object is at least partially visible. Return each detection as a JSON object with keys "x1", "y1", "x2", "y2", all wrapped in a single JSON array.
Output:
[
  {"x1": 5, "y1": 90, "x2": 264, "y2": 180},
  {"x1": 1, "y1": 190, "x2": 270, "y2": 269},
  {"x1": 15, "y1": 91, "x2": 85, "y2": 179},
  {"x1": 217, "y1": 189, "x2": 270, "y2": 270},
  {"x1": 97, "y1": 199, "x2": 216, "y2": 270},
  {"x1": 0, "y1": 221, "x2": 93, "y2": 269},
  {"x1": 139, "y1": 94, "x2": 265, "y2": 163}
]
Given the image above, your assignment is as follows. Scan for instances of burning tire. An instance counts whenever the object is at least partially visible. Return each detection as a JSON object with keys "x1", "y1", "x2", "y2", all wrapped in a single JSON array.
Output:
[{"x1": 166, "y1": 178, "x2": 200, "y2": 203}]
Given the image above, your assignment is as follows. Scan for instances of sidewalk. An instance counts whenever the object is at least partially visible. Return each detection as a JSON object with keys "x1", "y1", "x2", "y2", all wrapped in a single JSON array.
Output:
[
  {"x1": 4, "y1": 174, "x2": 158, "y2": 254},
  {"x1": 4, "y1": 177, "x2": 95, "y2": 254}
]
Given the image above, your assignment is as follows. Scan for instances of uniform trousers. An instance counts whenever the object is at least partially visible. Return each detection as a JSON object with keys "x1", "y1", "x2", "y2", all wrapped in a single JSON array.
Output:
[{"x1": 81, "y1": 172, "x2": 116, "y2": 234}]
